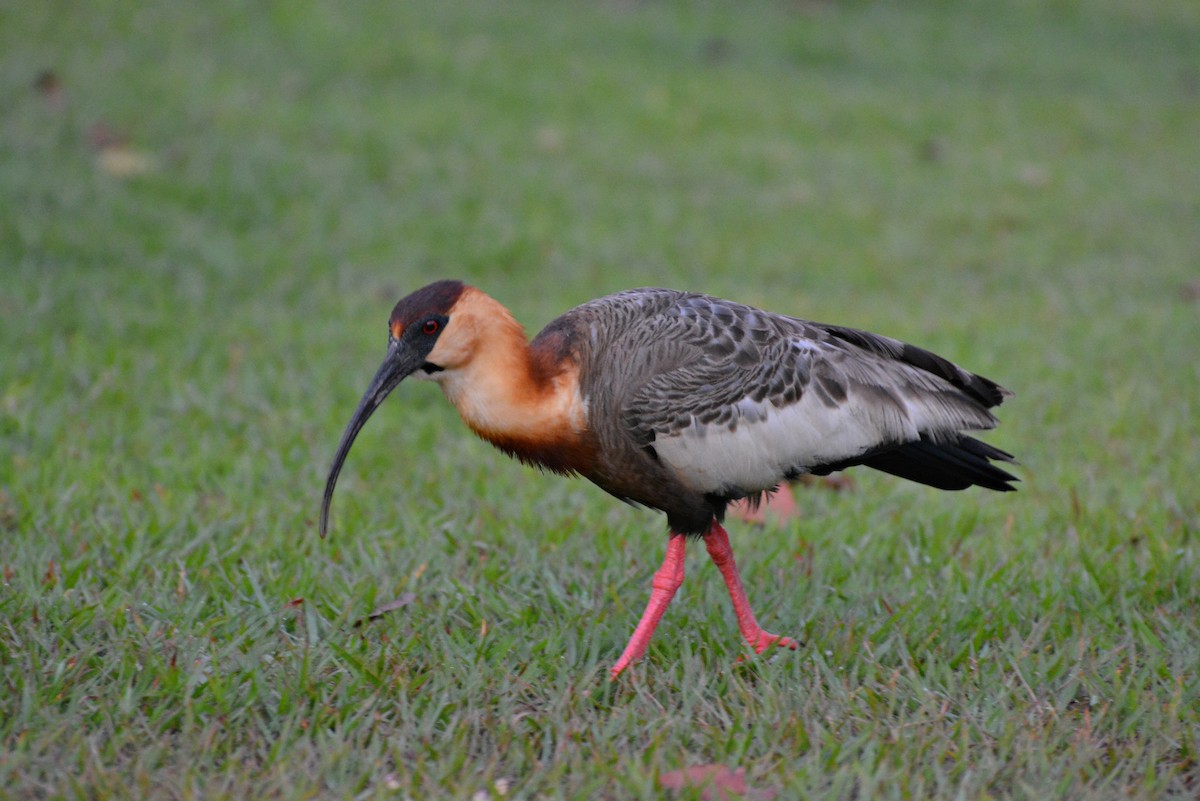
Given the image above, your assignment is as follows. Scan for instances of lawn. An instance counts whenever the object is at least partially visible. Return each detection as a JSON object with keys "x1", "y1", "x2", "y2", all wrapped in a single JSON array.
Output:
[{"x1": 2, "y1": 0, "x2": 1198, "y2": 798}]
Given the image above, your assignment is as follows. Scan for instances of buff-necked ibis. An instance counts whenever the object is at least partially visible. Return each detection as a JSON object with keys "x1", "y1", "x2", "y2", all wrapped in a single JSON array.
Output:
[{"x1": 320, "y1": 280, "x2": 1016, "y2": 678}]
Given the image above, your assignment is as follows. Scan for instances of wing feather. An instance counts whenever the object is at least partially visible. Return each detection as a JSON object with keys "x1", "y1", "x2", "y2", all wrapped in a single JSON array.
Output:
[{"x1": 556, "y1": 288, "x2": 1014, "y2": 507}]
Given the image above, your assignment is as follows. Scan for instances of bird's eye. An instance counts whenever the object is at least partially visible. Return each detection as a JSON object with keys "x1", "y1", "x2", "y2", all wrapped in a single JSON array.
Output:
[{"x1": 422, "y1": 319, "x2": 440, "y2": 335}]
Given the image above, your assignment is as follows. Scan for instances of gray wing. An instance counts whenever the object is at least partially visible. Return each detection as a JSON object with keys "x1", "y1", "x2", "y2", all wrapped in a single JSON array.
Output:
[{"x1": 570, "y1": 289, "x2": 1014, "y2": 498}]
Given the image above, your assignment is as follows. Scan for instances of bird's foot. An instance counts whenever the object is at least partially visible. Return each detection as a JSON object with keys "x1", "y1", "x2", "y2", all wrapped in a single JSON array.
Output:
[
  {"x1": 750, "y1": 631, "x2": 799, "y2": 653},
  {"x1": 731, "y1": 631, "x2": 799, "y2": 667},
  {"x1": 732, "y1": 630, "x2": 799, "y2": 661}
]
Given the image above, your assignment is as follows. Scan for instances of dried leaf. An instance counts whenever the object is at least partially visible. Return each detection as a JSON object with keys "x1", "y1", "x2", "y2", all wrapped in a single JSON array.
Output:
[
  {"x1": 97, "y1": 148, "x2": 157, "y2": 177},
  {"x1": 34, "y1": 69, "x2": 68, "y2": 110},
  {"x1": 353, "y1": 592, "x2": 417, "y2": 627},
  {"x1": 660, "y1": 764, "x2": 777, "y2": 800},
  {"x1": 88, "y1": 121, "x2": 128, "y2": 151},
  {"x1": 34, "y1": 69, "x2": 61, "y2": 94}
]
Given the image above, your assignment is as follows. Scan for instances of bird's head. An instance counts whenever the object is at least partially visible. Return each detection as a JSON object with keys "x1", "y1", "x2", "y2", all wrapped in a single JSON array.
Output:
[{"x1": 320, "y1": 279, "x2": 472, "y2": 538}]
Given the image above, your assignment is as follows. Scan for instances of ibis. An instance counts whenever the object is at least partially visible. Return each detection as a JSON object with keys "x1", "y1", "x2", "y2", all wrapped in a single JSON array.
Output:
[{"x1": 320, "y1": 280, "x2": 1016, "y2": 678}]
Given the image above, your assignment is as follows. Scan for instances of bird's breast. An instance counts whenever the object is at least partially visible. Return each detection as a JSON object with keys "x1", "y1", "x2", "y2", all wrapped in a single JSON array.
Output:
[{"x1": 436, "y1": 356, "x2": 595, "y2": 475}]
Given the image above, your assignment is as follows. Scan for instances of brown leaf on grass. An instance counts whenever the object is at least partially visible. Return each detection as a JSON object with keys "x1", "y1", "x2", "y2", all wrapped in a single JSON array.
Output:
[
  {"x1": 97, "y1": 148, "x2": 158, "y2": 177},
  {"x1": 660, "y1": 765, "x2": 777, "y2": 801},
  {"x1": 353, "y1": 593, "x2": 417, "y2": 627},
  {"x1": 88, "y1": 121, "x2": 128, "y2": 151},
  {"x1": 89, "y1": 120, "x2": 157, "y2": 177},
  {"x1": 1180, "y1": 279, "x2": 1200, "y2": 303},
  {"x1": 34, "y1": 69, "x2": 68, "y2": 110},
  {"x1": 34, "y1": 70, "x2": 61, "y2": 94}
]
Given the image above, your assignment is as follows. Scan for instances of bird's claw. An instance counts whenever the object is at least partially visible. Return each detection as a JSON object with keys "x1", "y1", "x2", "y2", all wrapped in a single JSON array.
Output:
[
  {"x1": 729, "y1": 632, "x2": 800, "y2": 667},
  {"x1": 751, "y1": 632, "x2": 799, "y2": 653}
]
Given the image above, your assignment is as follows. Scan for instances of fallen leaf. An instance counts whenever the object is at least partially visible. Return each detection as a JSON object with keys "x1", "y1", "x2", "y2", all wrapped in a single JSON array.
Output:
[
  {"x1": 34, "y1": 69, "x2": 68, "y2": 110},
  {"x1": 97, "y1": 148, "x2": 157, "y2": 177},
  {"x1": 1179, "y1": 279, "x2": 1200, "y2": 302},
  {"x1": 88, "y1": 120, "x2": 128, "y2": 151},
  {"x1": 34, "y1": 69, "x2": 61, "y2": 94},
  {"x1": 353, "y1": 593, "x2": 417, "y2": 627},
  {"x1": 660, "y1": 765, "x2": 777, "y2": 801},
  {"x1": 87, "y1": 120, "x2": 157, "y2": 177}
]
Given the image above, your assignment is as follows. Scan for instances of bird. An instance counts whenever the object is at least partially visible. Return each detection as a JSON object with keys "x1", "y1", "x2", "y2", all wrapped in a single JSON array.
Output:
[{"x1": 320, "y1": 280, "x2": 1016, "y2": 679}]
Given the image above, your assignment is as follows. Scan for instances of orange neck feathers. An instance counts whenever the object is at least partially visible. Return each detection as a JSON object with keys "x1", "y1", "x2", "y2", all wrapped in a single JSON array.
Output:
[{"x1": 421, "y1": 288, "x2": 592, "y2": 473}]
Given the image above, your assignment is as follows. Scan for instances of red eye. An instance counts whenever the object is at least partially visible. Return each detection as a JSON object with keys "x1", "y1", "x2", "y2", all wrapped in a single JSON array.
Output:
[{"x1": 422, "y1": 319, "x2": 440, "y2": 335}]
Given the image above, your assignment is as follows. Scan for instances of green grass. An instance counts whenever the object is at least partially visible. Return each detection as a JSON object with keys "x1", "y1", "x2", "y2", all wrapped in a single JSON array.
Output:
[{"x1": 2, "y1": 0, "x2": 1199, "y2": 798}]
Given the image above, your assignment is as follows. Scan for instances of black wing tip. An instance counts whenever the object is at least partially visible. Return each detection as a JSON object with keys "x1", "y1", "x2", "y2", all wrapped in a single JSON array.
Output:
[
  {"x1": 862, "y1": 435, "x2": 1020, "y2": 493},
  {"x1": 981, "y1": 379, "x2": 1014, "y2": 409}
]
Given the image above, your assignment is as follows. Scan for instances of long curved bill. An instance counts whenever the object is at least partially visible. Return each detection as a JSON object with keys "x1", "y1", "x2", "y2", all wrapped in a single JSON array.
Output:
[{"x1": 320, "y1": 341, "x2": 426, "y2": 538}]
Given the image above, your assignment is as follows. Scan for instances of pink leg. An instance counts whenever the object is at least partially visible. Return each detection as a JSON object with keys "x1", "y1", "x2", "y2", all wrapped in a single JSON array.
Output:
[
  {"x1": 610, "y1": 534, "x2": 687, "y2": 679},
  {"x1": 704, "y1": 520, "x2": 799, "y2": 654}
]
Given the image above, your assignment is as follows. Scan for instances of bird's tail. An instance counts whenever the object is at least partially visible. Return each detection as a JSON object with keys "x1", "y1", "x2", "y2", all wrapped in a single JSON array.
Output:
[{"x1": 860, "y1": 433, "x2": 1018, "y2": 492}]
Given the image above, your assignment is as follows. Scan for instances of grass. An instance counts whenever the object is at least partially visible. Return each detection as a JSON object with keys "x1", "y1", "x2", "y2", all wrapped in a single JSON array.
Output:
[{"x1": 2, "y1": 0, "x2": 1198, "y2": 798}]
